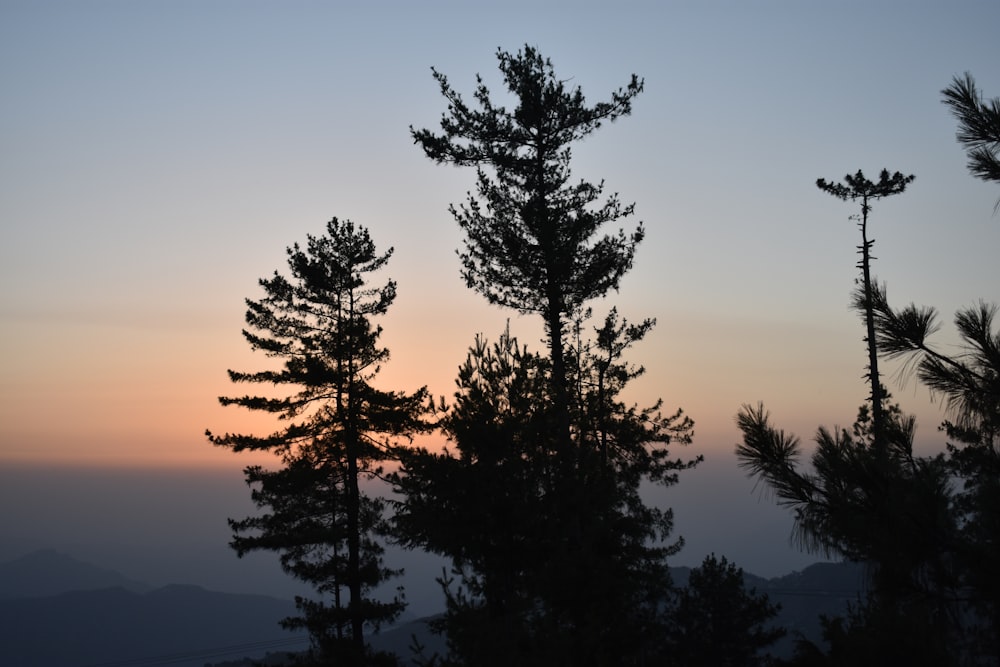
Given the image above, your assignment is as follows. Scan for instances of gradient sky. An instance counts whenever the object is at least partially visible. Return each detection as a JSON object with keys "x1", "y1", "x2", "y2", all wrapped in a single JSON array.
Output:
[{"x1": 2, "y1": 1, "x2": 998, "y2": 588}]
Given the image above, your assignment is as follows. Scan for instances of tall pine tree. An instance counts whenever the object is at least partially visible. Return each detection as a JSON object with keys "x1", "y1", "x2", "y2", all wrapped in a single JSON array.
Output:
[
  {"x1": 411, "y1": 44, "x2": 644, "y2": 450},
  {"x1": 207, "y1": 218, "x2": 430, "y2": 666},
  {"x1": 399, "y1": 45, "x2": 698, "y2": 665},
  {"x1": 815, "y1": 169, "x2": 914, "y2": 452}
]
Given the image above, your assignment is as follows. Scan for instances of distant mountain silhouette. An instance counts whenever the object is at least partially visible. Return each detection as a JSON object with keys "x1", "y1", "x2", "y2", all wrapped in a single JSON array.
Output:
[
  {"x1": 0, "y1": 549, "x2": 152, "y2": 598},
  {"x1": 763, "y1": 561, "x2": 867, "y2": 657},
  {"x1": 766, "y1": 560, "x2": 868, "y2": 594},
  {"x1": 0, "y1": 584, "x2": 303, "y2": 667},
  {"x1": 0, "y1": 551, "x2": 303, "y2": 667},
  {"x1": 0, "y1": 550, "x2": 865, "y2": 666}
]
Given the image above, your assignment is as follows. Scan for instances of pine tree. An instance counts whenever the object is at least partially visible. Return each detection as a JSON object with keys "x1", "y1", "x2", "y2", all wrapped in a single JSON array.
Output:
[
  {"x1": 207, "y1": 218, "x2": 431, "y2": 665},
  {"x1": 411, "y1": 44, "x2": 644, "y2": 450},
  {"x1": 816, "y1": 169, "x2": 914, "y2": 452},
  {"x1": 868, "y1": 284, "x2": 1000, "y2": 661},
  {"x1": 401, "y1": 46, "x2": 697, "y2": 665},
  {"x1": 941, "y1": 72, "x2": 1000, "y2": 196},
  {"x1": 735, "y1": 400, "x2": 959, "y2": 666},
  {"x1": 393, "y1": 329, "x2": 555, "y2": 667},
  {"x1": 666, "y1": 554, "x2": 784, "y2": 667},
  {"x1": 393, "y1": 317, "x2": 697, "y2": 666}
]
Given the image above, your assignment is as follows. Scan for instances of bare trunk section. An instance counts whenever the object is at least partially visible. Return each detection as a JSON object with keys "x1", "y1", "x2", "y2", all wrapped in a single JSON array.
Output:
[{"x1": 858, "y1": 197, "x2": 886, "y2": 453}]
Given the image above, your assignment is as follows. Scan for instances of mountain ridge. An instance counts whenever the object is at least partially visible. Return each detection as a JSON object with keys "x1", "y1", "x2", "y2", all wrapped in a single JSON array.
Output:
[
  {"x1": 0, "y1": 549, "x2": 864, "y2": 666},
  {"x1": 0, "y1": 548, "x2": 152, "y2": 599}
]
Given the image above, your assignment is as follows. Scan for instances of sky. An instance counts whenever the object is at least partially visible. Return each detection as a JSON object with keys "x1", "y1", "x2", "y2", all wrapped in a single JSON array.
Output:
[{"x1": 1, "y1": 0, "x2": 998, "y2": 603}]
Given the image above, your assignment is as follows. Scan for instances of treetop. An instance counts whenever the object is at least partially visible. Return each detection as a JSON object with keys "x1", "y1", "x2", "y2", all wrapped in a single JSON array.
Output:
[
  {"x1": 411, "y1": 44, "x2": 644, "y2": 168},
  {"x1": 816, "y1": 169, "x2": 915, "y2": 202}
]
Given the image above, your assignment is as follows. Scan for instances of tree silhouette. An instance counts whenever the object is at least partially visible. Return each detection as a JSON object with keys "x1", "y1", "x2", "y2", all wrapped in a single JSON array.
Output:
[
  {"x1": 207, "y1": 218, "x2": 431, "y2": 665},
  {"x1": 868, "y1": 284, "x2": 1000, "y2": 661},
  {"x1": 666, "y1": 554, "x2": 784, "y2": 667},
  {"x1": 736, "y1": 400, "x2": 959, "y2": 665},
  {"x1": 393, "y1": 320, "x2": 696, "y2": 666},
  {"x1": 942, "y1": 72, "x2": 1000, "y2": 199},
  {"x1": 732, "y1": 169, "x2": 974, "y2": 664},
  {"x1": 868, "y1": 285, "x2": 999, "y2": 447},
  {"x1": 394, "y1": 329, "x2": 556, "y2": 667},
  {"x1": 816, "y1": 169, "x2": 914, "y2": 452},
  {"x1": 402, "y1": 45, "x2": 697, "y2": 665},
  {"x1": 411, "y1": 44, "x2": 644, "y2": 451}
]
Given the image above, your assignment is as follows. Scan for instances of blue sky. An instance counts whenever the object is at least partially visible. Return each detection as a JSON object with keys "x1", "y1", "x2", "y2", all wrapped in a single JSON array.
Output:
[{"x1": 1, "y1": 1, "x2": 998, "y2": 588}]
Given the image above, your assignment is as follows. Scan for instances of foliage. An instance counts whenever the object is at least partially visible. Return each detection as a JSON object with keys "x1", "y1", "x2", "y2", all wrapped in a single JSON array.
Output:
[
  {"x1": 736, "y1": 399, "x2": 961, "y2": 664},
  {"x1": 736, "y1": 401, "x2": 956, "y2": 582},
  {"x1": 207, "y1": 218, "x2": 431, "y2": 665},
  {"x1": 867, "y1": 283, "x2": 1000, "y2": 662},
  {"x1": 393, "y1": 318, "x2": 697, "y2": 666},
  {"x1": 393, "y1": 328, "x2": 553, "y2": 667},
  {"x1": 666, "y1": 554, "x2": 785, "y2": 667},
  {"x1": 869, "y1": 283, "x2": 1000, "y2": 447},
  {"x1": 785, "y1": 597, "x2": 954, "y2": 667},
  {"x1": 942, "y1": 72, "x2": 1000, "y2": 197}
]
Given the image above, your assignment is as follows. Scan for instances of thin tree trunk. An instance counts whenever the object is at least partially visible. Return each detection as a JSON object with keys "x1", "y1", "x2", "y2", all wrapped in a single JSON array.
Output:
[
  {"x1": 346, "y1": 439, "x2": 364, "y2": 653},
  {"x1": 859, "y1": 196, "x2": 886, "y2": 453},
  {"x1": 346, "y1": 289, "x2": 364, "y2": 659}
]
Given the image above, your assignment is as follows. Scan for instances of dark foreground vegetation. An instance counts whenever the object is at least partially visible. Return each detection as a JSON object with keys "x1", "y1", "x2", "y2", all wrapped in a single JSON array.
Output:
[
  {"x1": 208, "y1": 47, "x2": 1000, "y2": 666},
  {"x1": 2, "y1": 550, "x2": 872, "y2": 667}
]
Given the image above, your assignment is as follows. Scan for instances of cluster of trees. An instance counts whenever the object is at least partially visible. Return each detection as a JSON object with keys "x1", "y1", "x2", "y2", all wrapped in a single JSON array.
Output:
[
  {"x1": 207, "y1": 46, "x2": 998, "y2": 666},
  {"x1": 737, "y1": 73, "x2": 1000, "y2": 666}
]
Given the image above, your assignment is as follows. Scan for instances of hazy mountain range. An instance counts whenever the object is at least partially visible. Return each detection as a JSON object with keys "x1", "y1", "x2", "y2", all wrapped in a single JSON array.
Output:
[
  {"x1": 0, "y1": 550, "x2": 304, "y2": 667},
  {"x1": 0, "y1": 549, "x2": 866, "y2": 666}
]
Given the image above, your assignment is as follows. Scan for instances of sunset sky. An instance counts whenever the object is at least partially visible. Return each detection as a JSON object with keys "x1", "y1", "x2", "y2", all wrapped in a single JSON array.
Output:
[{"x1": 2, "y1": 1, "x2": 998, "y2": 590}]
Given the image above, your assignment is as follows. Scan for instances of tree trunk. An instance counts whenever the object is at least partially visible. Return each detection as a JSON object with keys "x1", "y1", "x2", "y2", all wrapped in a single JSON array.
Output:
[
  {"x1": 346, "y1": 289, "x2": 364, "y2": 659},
  {"x1": 859, "y1": 197, "x2": 886, "y2": 453},
  {"x1": 346, "y1": 439, "x2": 364, "y2": 654}
]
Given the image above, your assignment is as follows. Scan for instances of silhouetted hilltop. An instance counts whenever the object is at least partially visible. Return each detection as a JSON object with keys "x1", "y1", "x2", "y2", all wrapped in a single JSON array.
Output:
[
  {"x1": 669, "y1": 564, "x2": 769, "y2": 591},
  {"x1": 0, "y1": 584, "x2": 302, "y2": 667},
  {"x1": 763, "y1": 561, "x2": 866, "y2": 656},
  {"x1": 0, "y1": 551, "x2": 865, "y2": 666},
  {"x1": 0, "y1": 549, "x2": 151, "y2": 598},
  {"x1": 0, "y1": 551, "x2": 302, "y2": 667},
  {"x1": 766, "y1": 560, "x2": 868, "y2": 595}
]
